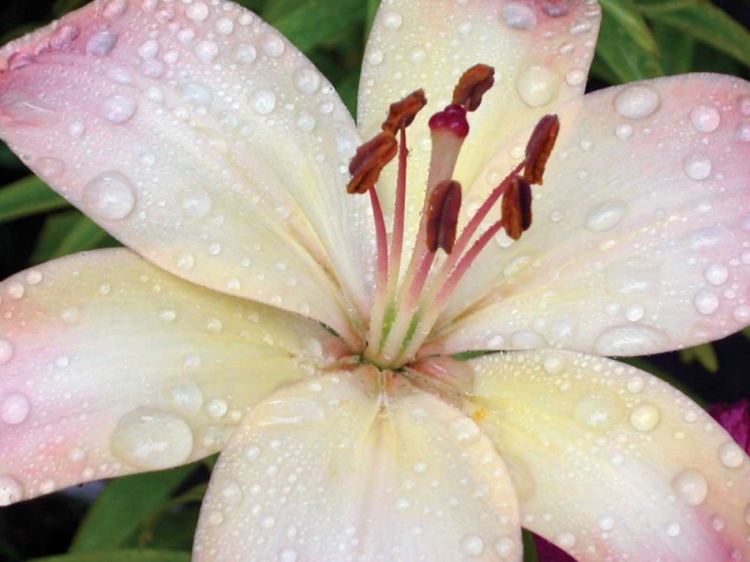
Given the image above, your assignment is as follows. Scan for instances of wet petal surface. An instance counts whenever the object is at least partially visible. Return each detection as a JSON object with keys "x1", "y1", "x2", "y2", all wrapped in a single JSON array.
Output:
[
  {"x1": 0, "y1": 0, "x2": 374, "y2": 341},
  {"x1": 0, "y1": 249, "x2": 339, "y2": 503},
  {"x1": 467, "y1": 350, "x2": 750, "y2": 561},
  {"x1": 195, "y1": 372, "x2": 522, "y2": 561},
  {"x1": 433, "y1": 74, "x2": 750, "y2": 356}
]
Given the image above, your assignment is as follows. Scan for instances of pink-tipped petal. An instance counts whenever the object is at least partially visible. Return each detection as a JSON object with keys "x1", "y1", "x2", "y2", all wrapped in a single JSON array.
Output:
[
  {"x1": 194, "y1": 372, "x2": 522, "y2": 561},
  {"x1": 360, "y1": 0, "x2": 601, "y2": 257},
  {"x1": 466, "y1": 350, "x2": 750, "y2": 561},
  {"x1": 0, "y1": 0, "x2": 374, "y2": 340},
  {"x1": 434, "y1": 74, "x2": 750, "y2": 356},
  {"x1": 0, "y1": 249, "x2": 341, "y2": 504}
]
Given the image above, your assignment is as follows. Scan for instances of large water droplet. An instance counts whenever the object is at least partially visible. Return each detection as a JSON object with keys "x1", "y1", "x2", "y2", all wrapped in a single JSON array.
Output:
[
  {"x1": 102, "y1": 95, "x2": 137, "y2": 124},
  {"x1": 704, "y1": 263, "x2": 729, "y2": 286},
  {"x1": 218, "y1": 479, "x2": 244, "y2": 506},
  {"x1": 629, "y1": 403, "x2": 660, "y2": 432},
  {"x1": 614, "y1": 85, "x2": 661, "y2": 120},
  {"x1": 205, "y1": 398, "x2": 228, "y2": 419},
  {"x1": 180, "y1": 188, "x2": 213, "y2": 218},
  {"x1": 690, "y1": 106, "x2": 721, "y2": 133},
  {"x1": 684, "y1": 154, "x2": 712, "y2": 181},
  {"x1": 83, "y1": 172, "x2": 136, "y2": 220},
  {"x1": 585, "y1": 200, "x2": 629, "y2": 232},
  {"x1": 195, "y1": 40, "x2": 219, "y2": 63},
  {"x1": 0, "y1": 476, "x2": 24, "y2": 506},
  {"x1": 0, "y1": 340, "x2": 14, "y2": 365},
  {"x1": 293, "y1": 68, "x2": 321, "y2": 95},
  {"x1": 606, "y1": 262, "x2": 660, "y2": 297},
  {"x1": 595, "y1": 325, "x2": 669, "y2": 355},
  {"x1": 255, "y1": 397, "x2": 325, "y2": 426},
  {"x1": 252, "y1": 89, "x2": 276, "y2": 115},
  {"x1": 694, "y1": 290, "x2": 719, "y2": 315},
  {"x1": 461, "y1": 535, "x2": 484, "y2": 556},
  {"x1": 516, "y1": 65, "x2": 559, "y2": 107},
  {"x1": 383, "y1": 11, "x2": 403, "y2": 30},
  {"x1": 262, "y1": 35, "x2": 285, "y2": 57},
  {"x1": 717, "y1": 441, "x2": 745, "y2": 469},
  {"x1": 500, "y1": 3, "x2": 537, "y2": 30},
  {"x1": 169, "y1": 382, "x2": 204, "y2": 416},
  {"x1": 0, "y1": 392, "x2": 31, "y2": 425},
  {"x1": 574, "y1": 393, "x2": 624, "y2": 431},
  {"x1": 110, "y1": 407, "x2": 193, "y2": 469},
  {"x1": 234, "y1": 44, "x2": 257, "y2": 64},
  {"x1": 671, "y1": 468, "x2": 708, "y2": 506},
  {"x1": 87, "y1": 29, "x2": 118, "y2": 55},
  {"x1": 186, "y1": 2, "x2": 209, "y2": 22}
]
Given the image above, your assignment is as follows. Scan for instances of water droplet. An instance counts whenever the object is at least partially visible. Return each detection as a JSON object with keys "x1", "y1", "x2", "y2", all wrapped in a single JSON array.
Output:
[
  {"x1": 383, "y1": 11, "x2": 403, "y2": 30},
  {"x1": 195, "y1": 40, "x2": 219, "y2": 63},
  {"x1": 500, "y1": 3, "x2": 537, "y2": 30},
  {"x1": 205, "y1": 398, "x2": 228, "y2": 419},
  {"x1": 255, "y1": 397, "x2": 325, "y2": 426},
  {"x1": 555, "y1": 532, "x2": 576, "y2": 548},
  {"x1": 585, "y1": 200, "x2": 629, "y2": 232},
  {"x1": 138, "y1": 39, "x2": 159, "y2": 59},
  {"x1": 684, "y1": 154, "x2": 712, "y2": 181},
  {"x1": 694, "y1": 290, "x2": 719, "y2": 315},
  {"x1": 180, "y1": 188, "x2": 213, "y2": 219},
  {"x1": 569, "y1": 19, "x2": 592, "y2": 34},
  {"x1": 37, "y1": 157, "x2": 64, "y2": 179},
  {"x1": 68, "y1": 121, "x2": 86, "y2": 138},
  {"x1": 626, "y1": 376, "x2": 645, "y2": 393},
  {"x1": 704, "y1": 263, "x2": 729, "y2": 286},
  {"x1": 215, "y1": 17, "x2": 234, "y2": 35},
  {"x1": 606, "y1": 262, "x2": 660, "y2": 296},
  {"x1": 293, "y1": 68, "x2": 321, "y2": 95},
  {"x1": 261, "y1": 515, "x2": 276, "y2": 529},
  {"x1": 186, "y1": 2, "x2": 209, "y2": 22},
  {"x1": 566, "y1": 69, "x2": 586, "y2": 87},
  {"x1": 516, "y1": 65, "x2": 559, "y2": 107},
  {"x1": 234, "y1": 44, "x2": 257, "y2": 64},
  {"x1": 252, "y1": 89, "x2": 276, "y2": 115},
  {"x1": 690, "y1": 106, "x2": 721, "y2": 133},
  {"x1": 170, "y1": 382, "x2": 204, "y2": 416},
  {"x1": 543, "y1": 353, "x2": 566, "y2": 375},
  {"x1": 183, "y1": 83, "x2": 213, "y2": 106},
  {"x1": 83, "y1": 172, "x2": 136, "y2": 220},
  {"x1": 176, "y1": 251, "x2": 195, "y2": 271},
  {"x1": 87, "y1": 29, "x2": 118, "y2": 55},
  {"x1": 671, "y1": 468, "x2": 708, "y2": 506},
  {"x1": 7, "y1": 281, "x2": 24, "y2": 300},
  {"x1": 219, "y1": 480, "x2": 244, "y2": 506},
  {"x1": 449, "y1": 416, "x2": 481, "y2": 443},
  {"x1": 110, "y1": 407, "x2": 193, "y2": 469},
  {"x1": 61, "y1": 307, "x2": 80, "y2": 323},
  {"x1": 409, "y1": 48, "x2": 426, "y2": 64},
  {"x1": 737, "y1": 123, "x2": 750, "y2": 143},
  {"x1": 595, "y1": 325, "x2": 669, "y2": 355},
  {"x1": 629, "y1": 403, "x2": 660, "y2": 432},
  {"x1": 717, "y1": 441, "x2": 745, "y2": 468},
  {"x1": 543, "y1": 3, "x2": 569, "y2": 17},
  {"x1": 25, "y1": 270, "x2": 42, "y2": 285},
  {"x1": 7, "y1": 52, "x2": 33, "y2": 71},
  {"x1": 0, "y1": 392, "x2": 30, "y2": 425},
  {"x1": 39, "y1": 479, "x2": 57, "y2": 494},
  {"x1": 0, "y1": 476, "x2": 24, "y2": 506},
  {"x1": 102, "y1": 95, "x2": 137, "y2": 124},
  {"x1": 614, "y1": 85, "x2": 661, "y2": 120},
  {"x1": 367, "y1": 50, "x2": 384, "y2": 65},
  {"x1": 297, "y1": 112, "x2": 316, "y2": 132},
  {"x1": 574, "y1": 393, "x2": 624, "y2": 431},
  {"x1": 666, "y1": 522, "x2": 681, "y2": 537},
  {"x1": 103, "y1": 0, "x2": 128, "y2": 18},
  {"x1": 599, "y1": 516, "x2": 615, "y2": 530},
  {"x1": 262, "y1": 35, "x2": 285, "y2": 57},
  {"x1": 625, "y1": 304, "x2": 644, "y2": 322}
]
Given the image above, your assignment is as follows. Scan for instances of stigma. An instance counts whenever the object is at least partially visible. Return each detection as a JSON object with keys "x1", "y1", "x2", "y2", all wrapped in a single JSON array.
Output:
[{"x1": 347, "y1": 64, "x2": 560, "y2": 369}]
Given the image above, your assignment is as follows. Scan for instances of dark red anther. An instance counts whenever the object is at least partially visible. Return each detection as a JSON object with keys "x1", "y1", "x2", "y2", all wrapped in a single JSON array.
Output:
[
  {"x1": 382, "y1": 89, "x2": 427, "y2": 135},
  {"x1": 524, "y1": 114, "x2": 560, "y2": 185},
  {"x1": 426, "y1": 180, "x2": 463, "y2": 253},
  {"x1": 347, "y1": 132, "x2": 398, "y2": 195},
  {"x1": 452, "y1": 64, "x2": 495, "y2": 112},
  {"x1": 501, "y1": 177, "x2": 533, "y2": 241},
  {"x1": 428, "y1": 105, "x2": 470, "y2": 138}
]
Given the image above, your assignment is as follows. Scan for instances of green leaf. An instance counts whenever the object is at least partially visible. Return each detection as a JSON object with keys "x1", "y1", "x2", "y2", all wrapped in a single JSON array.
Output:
[
  {"x1": 266, "y1": 0, "x2": 366, "y2": 53},
  {"x1": 599, "y1": 0, "x2": 659, "y2": 54},
  {"x1": 652, "y1": 22, "x2": 696, "y2": 74},
  {"x1": 0, "y1": 176, "x2": 68, "y2": 223},
  {"x1": 32, "y1": 551, "x2": 191, "y2": 562},
  {"x1": 365, "y1": 0, "x2": 380, "y2": 39},
  {"x1": 70, "y1": 465, "x2": 197, "y2": 552},
  {"x1": 31, "y1": 212, "x2": 116, "y2": 262},
  {"x1": 522, "y1": 530, "x2": 540, "y2": 562},
  {"x1": 595, "y1": 0, "x2": 665, "y2": 83},
  {"x1": 638, "y1": 0, "x2": 750, "y2": 69},
  {"x1": 131, "y1": 484, "x2": 207, "y2": 550},
  {"x1": 53, "y1": 0, "x2": 88, "y2": 16},
  {"x1": 679, "y1": 343, "x2": 719, "y2": 373}
]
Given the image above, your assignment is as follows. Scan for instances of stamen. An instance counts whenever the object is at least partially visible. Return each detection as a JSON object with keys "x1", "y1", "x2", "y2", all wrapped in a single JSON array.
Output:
[
  {"x1": 452, "y1": 64, "x2": 495, "y2": 112},
  {"x1": 347, "y1": 132, "x2": 398, "y2": 195},
  {"x1": 523, "y1": 114, "x2": 560, "y2": 185},
  {"x1": 382, "y1": 89, "x2": 427, "y2": 135},
  {"x1": 426, "y1": 180, "x2": 462, "y2": 253},
  {"x1": 501, "y1": 177, "x2": 533, "y2": 240},
  {"x1": 428, "y1": 104, "x2": 470, "y2": 138}
]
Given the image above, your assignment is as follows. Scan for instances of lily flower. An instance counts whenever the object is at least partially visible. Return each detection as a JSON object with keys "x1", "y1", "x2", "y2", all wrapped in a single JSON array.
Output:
[{"x1": 1, "y1": 0, "x2": 750, "y2": 559}]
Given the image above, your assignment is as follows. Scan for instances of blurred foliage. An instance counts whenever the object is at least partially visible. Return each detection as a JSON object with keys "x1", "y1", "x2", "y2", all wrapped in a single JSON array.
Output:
[{"x1": 0, "y1": 0, "x2": 748, "y2": 560}]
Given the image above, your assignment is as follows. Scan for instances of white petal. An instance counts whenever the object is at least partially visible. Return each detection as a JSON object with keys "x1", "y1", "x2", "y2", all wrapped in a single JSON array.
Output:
[
  {"x1": 467, "y1": 350, "x2": 750, "y2": 561},
  {"x1": 195, "y1": 371, "x2": 522, "y2": 561},
  {"x1": 0, "y1": 249, "x2": 341, "y2": 503}
]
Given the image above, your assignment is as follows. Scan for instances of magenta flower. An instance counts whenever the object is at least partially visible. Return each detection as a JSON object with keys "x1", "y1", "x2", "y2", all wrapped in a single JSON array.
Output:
[{"x1": 0, "y1": 0, "x2": 749, "y2": 560}]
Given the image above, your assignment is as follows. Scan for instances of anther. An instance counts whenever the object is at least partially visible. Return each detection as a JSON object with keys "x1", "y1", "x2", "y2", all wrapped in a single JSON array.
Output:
[
  {"x1": 426, "y1": 180, "x2": 462, "y2": 253},
  {"x1": 524, "y1": 114, "x2": 560, "y2": 185},
  {"x1": 452, "y1": 64, "x2": 495, "y2": 112},
  {"x1": 501, "y1": 176, "x2": 533, "y2": 240},
  {"x1": 347, "y1": 132, "x2": 398, "y2": 195},
  {"x1": 382, "y1": 89, "x2": 427, "y2": 135}
]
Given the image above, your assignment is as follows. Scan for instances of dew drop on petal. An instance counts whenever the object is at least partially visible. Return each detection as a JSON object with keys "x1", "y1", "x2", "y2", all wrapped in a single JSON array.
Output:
[
  {"x1": 614, "y1": 85, "x2": 661, "y2": 120},
  {"x1": 690, "y1": 106, "x2": 721, "y2": 133},
  {"x1": 461, "y1": 535, "x2": 484, "y2": 556},
  {"x1": 449, "y1": 416, "x2": 481, "y2": 443},
  {"x1": 205, "y1": 398, "x2": 228, "y2": 419},
  {"x1": 83, "y1": 172, "x2": 136, "y2": 220},
  {"x1": 0, "y1": 476, "x2": 24, "y2": 506},
  {"x1": 293, "y1": 68, "x2": 321, "y2": 95},
  {"x1": 516, "y1": 65, "x2": 559, "y2": 107},
  {"x1": 180, "y1": 188, "x2": 213, "y2": 219},
  {"x1": 87, "y1": 29, "x2": 118, "y2": 55},
  {"x1": 102, "y1": 95, "x2": 137, "y2": 124},
  {"x1": 186, "y1": 2, "x2": 209, "y2": 22},
  {"x1": 0, "y1": 392, "x2": 31, "y2": 425},
  {"x1": 219, "y1": 480, "x2": 244, "y2": 506},
  {"x1": 704, "y1": 263, "x2": 729, "y2": 286},
  {"x1": 252, "y1": 89, "x2": 276, "y2": 114},
  {"x1": 255, "y1": 398, "x2": 325, "y2": 426},
  {"x1": 383, "y1": 11, "x2": 403, "y2": 30},
  {"x1": 671, "y1": 468, "x2": 708, "y2": 506},
  {"x1": 195, "y1": 40, "x2": 219, "y2": 63},
  {"x1": 574, "y1": 393, "x2": 623, "y2": 430},
  {"x1": 500, "y1": 3, "x2": 537, "y2": 30},
  {"x1": 585, "y1": 200, "x2": 629, "y2": 232},
  {"x1": 169, "y1": 382, "x2": 204, "y2": 416},
  {"x1": 718, "y1": 441, "x2": 745, "y2": 469},
  {"x1": 694, "y1": 290, "x2": 720, "y2": 315},
  {"x1": 110, "y1": 407, "x2": 193, "y2": 469},
  {"x1": 684, "y1": 154, "x2": 712, "y2": 181},
  {"x1": 262, "y1": 35, "x2": 285, "y2": 57},
  {"x1": 0, "y1": 340, "x2": 14, "y2": 365},
  {"x1": 595, "y1": 325, "x2": 669, "y2": 355},
  {"x1": 629, "y1": 403, "x2": 660, "y2": 432},
  {"x1": 234, "y1": 44, "x2": 257, "y2": 64}
]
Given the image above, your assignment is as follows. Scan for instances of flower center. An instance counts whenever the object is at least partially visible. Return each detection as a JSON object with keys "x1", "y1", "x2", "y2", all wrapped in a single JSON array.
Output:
[{"x1": 347, "y1": 64, "x2": 560, "y2": 370}]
